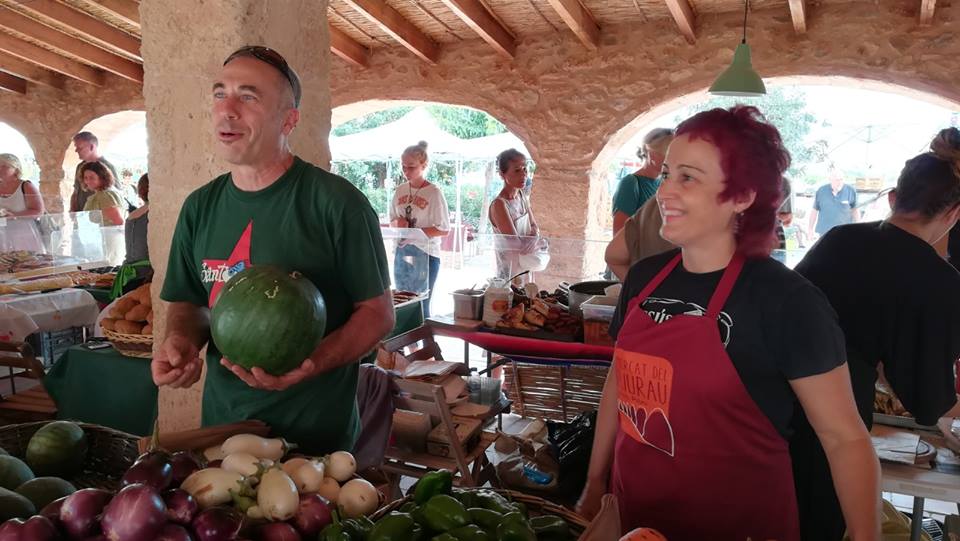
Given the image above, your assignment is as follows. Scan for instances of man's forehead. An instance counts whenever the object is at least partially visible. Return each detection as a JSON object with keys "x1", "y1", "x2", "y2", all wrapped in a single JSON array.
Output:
[{"x1": 216, "y1": 56, "x2": 282, "y2": 88}]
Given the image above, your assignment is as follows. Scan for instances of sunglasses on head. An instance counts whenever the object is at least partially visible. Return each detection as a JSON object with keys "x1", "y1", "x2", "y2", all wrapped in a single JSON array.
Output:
[{"x1": 224, "y1": 45, "x2": 301, "y2": 107}]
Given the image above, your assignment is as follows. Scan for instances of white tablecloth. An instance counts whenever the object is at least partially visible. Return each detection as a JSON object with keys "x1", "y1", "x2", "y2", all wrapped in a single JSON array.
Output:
[{"x1": 0, "y1": 289, "x2": 99, "y2": 341}]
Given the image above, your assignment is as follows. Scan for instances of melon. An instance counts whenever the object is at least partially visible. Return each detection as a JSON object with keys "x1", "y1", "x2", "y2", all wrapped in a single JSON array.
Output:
[
  {"x1": 0, "y1": 487, "x2": 35, "y2": 521},
  {"x1": 16, "y1": 477, "x2": 76, "y2": 509},
  {"x1": 211, "y1": 266, "x2": 327, "y2": 376},
  {"x1": 0, "y1": 456, "x2": 33, "y2": 490},
  {"x1": 26, "y1": 421, "x2": 88, "y2": 477},
  {"x1": 621, "y1": 527, "x2": 668, "y2": 541}
]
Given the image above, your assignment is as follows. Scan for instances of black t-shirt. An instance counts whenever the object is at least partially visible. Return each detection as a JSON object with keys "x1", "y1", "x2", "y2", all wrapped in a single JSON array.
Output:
[
  {"x1": 610, "y1": 249, "x2": 846, "y2": 439},
  {"x1": 795, "y1": 221, "x2": 960, "y2": 425}
]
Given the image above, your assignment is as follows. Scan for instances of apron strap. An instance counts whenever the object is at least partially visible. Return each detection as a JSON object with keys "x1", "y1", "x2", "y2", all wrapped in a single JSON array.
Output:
[
  {"x1": 706, "y1": 253, "x2": 745, "y2": 319},
  {"x1": 626, "y1": 252, "x2": 682, "y2": 313}
]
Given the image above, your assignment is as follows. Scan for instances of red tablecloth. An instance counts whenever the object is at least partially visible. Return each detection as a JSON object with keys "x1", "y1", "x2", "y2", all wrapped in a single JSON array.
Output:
[{"x1": 430, "y1": 324, "x2": 614, "y2": 362}]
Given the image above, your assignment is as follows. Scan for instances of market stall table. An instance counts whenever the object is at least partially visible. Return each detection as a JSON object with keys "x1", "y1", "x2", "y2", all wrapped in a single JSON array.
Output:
[
  {"x1": 43, "y1": 343, "x2": 157, "y2": 437},
  {"x1": 0, "y1": 288, "x2": 98, "y2": 341}
]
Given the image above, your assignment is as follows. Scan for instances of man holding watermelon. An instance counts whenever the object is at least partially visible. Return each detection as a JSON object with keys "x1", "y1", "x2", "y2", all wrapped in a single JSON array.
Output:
[{"x1": 152, "y1": 46, "x2": 396, "y2": 455}]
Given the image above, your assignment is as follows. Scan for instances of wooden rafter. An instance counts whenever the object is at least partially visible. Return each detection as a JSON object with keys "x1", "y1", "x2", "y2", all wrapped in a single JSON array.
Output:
[
  {"x1": 15, "y1": 0, "x2": 140, "y2": 60},
  {"x1": 439, "y1": 0, "x2": 516, "y2": 58},
  {"x1": 330, "y1": 25, "x2": 369, "y2": 68},
  {"x1": 88, "y1": 0, "x2": 140, "y2": 27},
  {"x1": 544, "y1": 0, "x2": 600, "y2": 50},
  {"x1": 919, "y1": 0, "x2": 936, "y2": 25},
  {"x1": 0, "y1": 70, "x2": 26, "y2": 94},
  {"x1": 0, "y1": 33, "x2": 104, "y2": 85},
  {"x1": 664, "y1": 0, "x2": 697, "y2": 43},
  {"x1": 0, "y1": 51, "x2": 65, "y2": 89},
  {"x1": 340, "y1": 0, "x2": 440, "y2": 64},
  {"x1": 0, "y1": 70, "x2": 26, "y2": 93},
  {"x1": 787, "y1": 0, "x2": 807, "y2": 33},
  {"x1": 0, "y1": 7, "x2": 142, "y2": 83}
]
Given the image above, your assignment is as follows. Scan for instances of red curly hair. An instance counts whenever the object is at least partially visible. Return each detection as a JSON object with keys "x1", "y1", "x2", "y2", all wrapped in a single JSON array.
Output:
[{"x1": 675, "y1": 105, "x2": 791, "y2": 258}]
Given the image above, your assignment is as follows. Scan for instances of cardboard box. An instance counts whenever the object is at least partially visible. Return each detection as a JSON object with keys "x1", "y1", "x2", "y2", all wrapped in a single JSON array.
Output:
[{"x1": 426, "y1": 416, "x2": 482, "y2": 457}]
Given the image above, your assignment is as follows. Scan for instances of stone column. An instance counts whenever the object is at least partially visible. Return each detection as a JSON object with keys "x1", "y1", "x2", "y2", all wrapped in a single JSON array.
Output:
[{"x1": 141, "y1": 0, "x2": 332, "y2": 431}]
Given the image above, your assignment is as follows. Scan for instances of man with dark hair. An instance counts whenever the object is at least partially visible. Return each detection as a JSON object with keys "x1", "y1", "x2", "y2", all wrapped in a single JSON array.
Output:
[
  {"x1": 70, "y1": 131, "x2": 119, "y2": 212},
  {"x1": 153, "y1": 46, "x2": 395, "y2": 454}
]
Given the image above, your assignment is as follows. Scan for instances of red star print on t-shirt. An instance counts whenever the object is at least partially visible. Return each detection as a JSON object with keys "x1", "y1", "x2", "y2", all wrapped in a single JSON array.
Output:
[{"x1": 202, "y1": 220, "x2": 253, "y2": 307}]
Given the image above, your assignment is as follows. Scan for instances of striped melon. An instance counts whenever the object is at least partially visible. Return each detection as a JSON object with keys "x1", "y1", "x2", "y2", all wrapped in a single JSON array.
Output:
[{"x1": 25, "y1": 422, "x2": 88, "y2": 477}]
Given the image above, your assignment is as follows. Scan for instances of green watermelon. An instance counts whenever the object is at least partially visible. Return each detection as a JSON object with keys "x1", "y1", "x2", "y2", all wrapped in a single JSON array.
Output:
[
  {"x1": 0, "y1": 487, "x2": 35, "y2": 521},
  {"x1": 16, "y1": 477, "x2": 76, "y2": 509},
  {"x1": 26, "y1": 421, "x2": 88, "y2": 477},
  {"x1": 0, "y1": 456, "x2": 33, "y2": 490},
  {"x1": 211, "y1": 266, "x2": 327, "y2": 375}
]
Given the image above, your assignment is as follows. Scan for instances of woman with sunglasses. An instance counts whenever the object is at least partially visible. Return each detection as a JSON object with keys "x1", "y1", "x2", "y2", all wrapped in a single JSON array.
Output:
[
  {"x1": 791, "y1": 128, "x2": 960, "y2": 540},
  {"x1": 577, "y1": 106, "x2": 879, "y2": 540}
]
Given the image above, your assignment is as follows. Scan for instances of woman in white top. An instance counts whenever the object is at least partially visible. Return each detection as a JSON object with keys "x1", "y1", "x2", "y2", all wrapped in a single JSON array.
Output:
[
  {"x1": 489, "y1": 148, "x2": 541, "y2": 282},
  {"x1": 389, "y1": 141, "x2": 450, "y2": 316},
  {"x1": 0, "y1": 153, "x2": 44, "y2": 252}
]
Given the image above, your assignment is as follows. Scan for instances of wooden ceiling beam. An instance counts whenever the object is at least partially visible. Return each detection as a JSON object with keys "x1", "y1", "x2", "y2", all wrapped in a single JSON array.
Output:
[
  {"x1": 88, "y1": 0, "x2": 140, "y2": 27},
  {"x1": 919, "y1": 0, "x2": 936, "y2": 25},
  {"x1": 0, "y1": 71, "x2": 27, "y2": 94},
  {"x1": 0, "y1": 51, "x2": 65, "y2": 89},
  {"x1": 0, "y1": 33, "x2": 104, "y2": 85},
  {"x1": 329, "y1": 25, "x2": 369, "y2": 68},
  {"x1": 439, "y1": 0, "x2": 516, "y2": 58},
  {"x1": 544, "y1": 0, "x2": 600, "y2": 50},
  {"x1": 0, "y1": 7, "x2": 141, "y2": 83},
  {"x1": 664, "y1": 0, "x2": 697, "y2": 43},
  {"x1": 16, "y1": 0, "x2": 140, "y2": 60},
  {"x1": 340, "y1": 0, "x2": 440, "y2": 64},
  {"x1": 788, "y1": 0, "x2": 807, "y2": 33}
]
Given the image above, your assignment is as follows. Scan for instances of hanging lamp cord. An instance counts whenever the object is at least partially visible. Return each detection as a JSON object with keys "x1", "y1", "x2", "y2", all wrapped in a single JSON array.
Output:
[{"x1": 741, "y1": 0, "x2": 749, "y2": 44}]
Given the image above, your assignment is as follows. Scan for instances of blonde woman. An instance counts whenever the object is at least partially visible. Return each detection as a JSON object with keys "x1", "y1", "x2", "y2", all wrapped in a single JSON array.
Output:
[
  {"x1": 612, "y1": 128, "x2": 674, "y2": 234},
  {"x1": 0, "y1": 153, "x2": 44, "y2": 251},
  {"x1": 389, "y1": 141, "x2": 450, "y2": 316}
]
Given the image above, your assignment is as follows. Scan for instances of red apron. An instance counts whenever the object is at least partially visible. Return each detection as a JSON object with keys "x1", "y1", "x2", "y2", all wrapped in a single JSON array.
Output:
[{"x1": 611, "y1": 253, "x2": 799, "y2": 541}]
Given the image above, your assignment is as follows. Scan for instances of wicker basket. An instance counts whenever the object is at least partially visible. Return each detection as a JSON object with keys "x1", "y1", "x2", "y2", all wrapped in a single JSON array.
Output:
[
  {"x1": 372, "y1": 488, "x2": 589, "y2": 536},
  {"x1": 102, "y1": 328, "x2": 153, "y2": 358},
  {"x1": 0, "y1": 421, "x2": 140, "y2": 490},
  {"x1": 502, "y1": 360, "x2": 609, "y2": 422}
]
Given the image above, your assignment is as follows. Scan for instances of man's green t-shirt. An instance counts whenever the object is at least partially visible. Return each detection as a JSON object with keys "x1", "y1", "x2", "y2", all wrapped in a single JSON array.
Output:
[
  {"x1": 612, "y1": 173, "x2": 660, "y2": 217},
  {"x1": 160, "y1": 157, "x2": 390, "y2": 454}
]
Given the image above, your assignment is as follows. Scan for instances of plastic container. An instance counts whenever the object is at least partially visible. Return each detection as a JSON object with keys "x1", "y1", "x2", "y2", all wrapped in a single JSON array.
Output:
[
  {"x1": 466, "y1": 376, "x2": 502, "y2": 405},
  {"x1": 453, "y1": 289, "x2": 484, "y2": 320},
  {"x1": 581, "y1": 295, "x2": 618, "y2": 346},
  {"x1": 482, "y1": 282, "x2": 513, "y2": 327}
]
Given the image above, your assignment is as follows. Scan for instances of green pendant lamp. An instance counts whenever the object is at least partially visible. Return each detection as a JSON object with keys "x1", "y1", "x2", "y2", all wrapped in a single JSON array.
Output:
[{"x1": 709, "y1": 0, "x2": 766, "y2": 96}]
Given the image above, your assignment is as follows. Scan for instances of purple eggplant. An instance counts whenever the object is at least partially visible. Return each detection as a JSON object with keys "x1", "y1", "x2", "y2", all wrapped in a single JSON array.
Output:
[
  {"x1": 0, "y1": 519, "x2": 23, "y2": 541},
  {"x1": 291, "y1": 494, "x2": 332, "y2": 537},
  {"x1": 191, "y1": 507, "x2": 241, "y2": 541},
  {"x1": 100, "y1": 483, "x2": 166, "y2": 541},
  {"x1": 155, "y1": 523, "x2": 194, "y2": 541},
  {"x1": 22, "y1": 515, "x2": 60, "y2": 541},
  {"x1": 40, "y1": 496, "x2": 67, "y2": 526},
  {"x1": 121, "y1": 453, "x2": 173, "y2": 491},
  {"x1": 169, "y1": 452, "x2": 202, "y2": 486},
  {"x1": 60, "y1": 488, "x2": 112, "y2": 539},
  {"x1": 163, "y1": 489, "x2": 198, "y2": 525},
  {"x1": 257, "y1": 523, "x2": 301, "y2": 541}
]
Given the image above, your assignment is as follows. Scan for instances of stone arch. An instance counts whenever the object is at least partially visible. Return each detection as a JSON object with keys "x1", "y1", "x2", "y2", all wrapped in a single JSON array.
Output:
[{"x1": 0, "y1": 120, "x2": 40, "y2": 181}]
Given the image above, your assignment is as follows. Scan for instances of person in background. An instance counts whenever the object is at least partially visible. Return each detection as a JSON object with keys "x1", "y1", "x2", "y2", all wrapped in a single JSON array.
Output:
[
  {"x1": 612, "y1": 128, "x2": 674, "y2": 234},
  {"x1": 489, "y1": 148, "x2": 541, "y2": 283},
  {"x1": 389, "y1": 141, "x2": 450, "y2": 317},
  {"x1": 605, "y1": 197, "x2": 675, "y2": 281},
  {"x1": 0, "y1": 153, "x2": 44, "y2": 252},
  {"x1": 80, "y1": 161, "x2": 125, "y2": 226},
  {"x1": 807, "y1": 167, "x2": 859, "y2": 239},
  {"x1": 577, "y1": 106, "x2": 879, "y2": 540},
  {"x1": 791, "y1": 128, "x2": 960, "y2": 540},
  {"x1": 70, "y1": 131, "x2": 119, "y2": 212},
  {"x1": 117, "y1": 173, "x2": 152, "y2": 290}
]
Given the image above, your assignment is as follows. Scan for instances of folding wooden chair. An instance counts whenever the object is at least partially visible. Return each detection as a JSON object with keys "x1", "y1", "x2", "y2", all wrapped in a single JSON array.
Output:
[{"x1": 0, "y1": 342, "x2": 56, "y2": 423}]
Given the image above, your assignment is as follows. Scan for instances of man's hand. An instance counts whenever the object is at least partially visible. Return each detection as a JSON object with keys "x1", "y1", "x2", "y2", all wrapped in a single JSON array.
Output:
[
  {"x1": 938, "y1": 417, "x2": 960, "y2": 454},
  {"x1": 152, "y1": 333, "x2": 203, "y2": 388},
  {"x1": 221, "y1": 357, "x2": 317, "y2": 391}
]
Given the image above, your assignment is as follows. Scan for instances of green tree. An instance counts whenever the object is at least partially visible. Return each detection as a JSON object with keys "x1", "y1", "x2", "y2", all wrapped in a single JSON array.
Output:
[
  {"x1": 332, "y1": 107, "x2": 413, "y2": 136},
  {"x1": 671, "y1": 87, "x2": 828, "y2": 181},
  {"x1": 426, "y1": 105, "x2": 507, "y2": 139}
]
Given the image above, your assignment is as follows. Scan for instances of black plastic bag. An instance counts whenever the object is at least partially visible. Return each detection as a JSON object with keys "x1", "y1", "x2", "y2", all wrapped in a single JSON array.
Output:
[{"x1": 547, "y1": 410, "x2": 597, "y2": 500}]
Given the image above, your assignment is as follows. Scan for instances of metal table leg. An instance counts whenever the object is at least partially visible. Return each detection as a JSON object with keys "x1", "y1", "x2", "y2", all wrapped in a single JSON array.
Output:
[{"x1": 910, "y1": 496, "x2": 925, "y2": 541}]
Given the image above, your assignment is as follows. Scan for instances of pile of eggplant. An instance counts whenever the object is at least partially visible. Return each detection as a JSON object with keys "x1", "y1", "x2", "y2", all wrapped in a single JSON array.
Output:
[{"x1": 0, "y1": 433, "x2": 381, "y2": 541}]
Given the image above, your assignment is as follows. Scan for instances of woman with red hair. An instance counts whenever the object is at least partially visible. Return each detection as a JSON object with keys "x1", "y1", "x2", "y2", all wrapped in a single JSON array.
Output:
[{"x1": 576, "y1": 106, "x2": 879, "y2": 540}]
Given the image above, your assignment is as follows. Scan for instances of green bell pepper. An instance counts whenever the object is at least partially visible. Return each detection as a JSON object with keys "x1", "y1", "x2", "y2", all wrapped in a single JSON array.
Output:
[
  {"x1": 449, "y1": 524, "x2": 492, "y2": 541},
  {"x1": 400, "y1": 501, "x2": 418, "y2": 514},
  {"x1": 342, "y1": 516, "x2": 375, "y2": 540},
  {"x1": 496, "y1": 517, "x2": 537, "y2": 541},
  {"x1": 416, "y1": 470, "x2": 454, "y2": 504},
  {"x1": 368, "y1": 512, "x2": 415, "y2": 541},
  {"x1": 530, "y1": 515, "x2": 570, "y2": 539},
  {"x1": 422, "y1": 495, "x2": 470, "y2": 532},
  {"x1": 475, "y1": 490, "x2": 516, "y2": 515},
  {"x1": 320, "y1": 513, "x2": 352, "y2": 541},
  {"x1": 451, "y1": 487, "x2": 480, "y2": 509},
  {"x1": 467, "y1": 508, "x2": 503, "y2": 531},
  {"x1": 430, "y1": 535, "x2": 458, "y2": 541}
]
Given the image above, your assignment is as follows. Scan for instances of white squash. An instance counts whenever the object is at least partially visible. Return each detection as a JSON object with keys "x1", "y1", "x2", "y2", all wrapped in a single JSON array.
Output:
[
  {"x1": 257, "y1": 467, "x2": 299, "y2": 521},
  {"x1": 180, "y1": 468, "x2": 244, "y2": 508},
  {"x1": 281, "y1": 457, "x2": 310, "y2": 478},
  {"x1": 338, "y1": 478, "x2": 378, "y2": 518},
  {"x1": 324, "y1": 451, "x2": 356, "y2": 482},
  {"x1": 221, "y1": 434, "x2": 289, "y2": 461},
  {"x1": 203, "y1": 445, "x2": 226, "y2": 462},
  {"x1": 316, "y1": 476, "x2": 340, "y2": 504},
  {"x1": 221, "y1": 452, "x2": 272, "y2": 477},
  {"x1": 292, "y1": 459, "x2": 325, "y2": 493}
]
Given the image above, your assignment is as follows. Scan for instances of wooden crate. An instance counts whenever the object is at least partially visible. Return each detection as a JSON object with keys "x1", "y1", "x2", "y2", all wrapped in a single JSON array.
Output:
[{"x1": 502, "y1": 359, "x2": 610, "y2": 422}]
